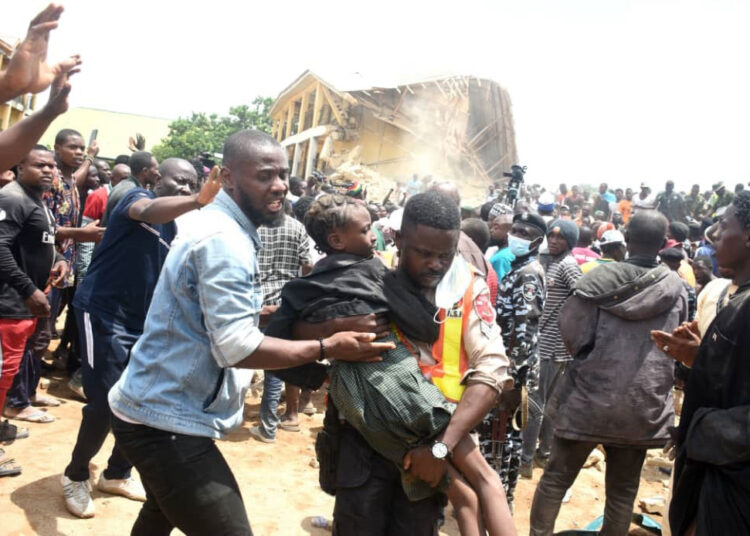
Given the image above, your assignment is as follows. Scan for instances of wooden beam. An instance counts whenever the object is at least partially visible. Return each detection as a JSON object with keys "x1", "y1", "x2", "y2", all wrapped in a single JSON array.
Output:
[
  {"x1": 312, "y1": 83, "x2": 324, "y2": 128},
  {"x1": 320, "y1": 85, "x2": 345, "y2": 126},
  {"x1": 285, "y1": 102, "x2": 295, "y2": 139},
  {"x1": 298, "y1": 90, "x2": 309, "y2": 134},
  {"x1": 392, "y1": 90, "x2": 406, "y2": 117}
]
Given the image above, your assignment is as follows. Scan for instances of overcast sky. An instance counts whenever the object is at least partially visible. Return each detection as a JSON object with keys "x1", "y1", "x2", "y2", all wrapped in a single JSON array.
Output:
[{"x1": 4, "y1": 0, "x2": 749, "y2": 192}]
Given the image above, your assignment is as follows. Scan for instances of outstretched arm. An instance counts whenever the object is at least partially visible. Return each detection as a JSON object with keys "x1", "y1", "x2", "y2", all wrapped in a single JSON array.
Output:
[
  {"x1": 0, "y1": 70, "x2": 75, "y2": 172},
  {"x1": 128, "y1": 167, "x2": 222, "y2": 225}
]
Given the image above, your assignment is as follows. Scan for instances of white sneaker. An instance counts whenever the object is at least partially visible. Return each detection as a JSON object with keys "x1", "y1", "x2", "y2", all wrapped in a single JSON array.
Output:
[
  {"x1": 97, "y1": 475, "x2": 147, "y2": 502},
  {"x1": 61, "y1": 474, "x2": 95, "y2": 518}
]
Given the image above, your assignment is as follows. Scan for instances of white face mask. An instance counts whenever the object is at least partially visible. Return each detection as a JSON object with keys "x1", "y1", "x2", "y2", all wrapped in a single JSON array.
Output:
[
  {"x1": 508, "y1": 234, "x2": 532, "y2": 257},
  {"x1": 434, "y1": 256, "x2": 474, "y2": 312}
]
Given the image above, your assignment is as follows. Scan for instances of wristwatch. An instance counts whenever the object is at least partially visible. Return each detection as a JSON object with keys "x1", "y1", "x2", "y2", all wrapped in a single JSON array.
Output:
[{"x1": 431, "y1": 441, "x2": 451, "y2": 460}]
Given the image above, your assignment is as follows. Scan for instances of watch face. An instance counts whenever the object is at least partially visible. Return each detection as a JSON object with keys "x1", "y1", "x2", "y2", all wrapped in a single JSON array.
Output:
[{"x1": 431, "y1": 442, "x2": 448, "y2": 459}]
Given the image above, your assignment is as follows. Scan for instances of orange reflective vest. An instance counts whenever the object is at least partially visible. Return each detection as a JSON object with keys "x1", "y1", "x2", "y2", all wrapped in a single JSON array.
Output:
[{"x1": 418, "y1": 277, "x2": 475, "y2": 403}]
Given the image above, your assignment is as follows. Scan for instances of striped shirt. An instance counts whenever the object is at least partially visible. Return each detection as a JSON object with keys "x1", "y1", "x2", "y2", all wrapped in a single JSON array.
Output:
[{"x1": 538, "y1": 253, "x2": 582, "y2": 362}]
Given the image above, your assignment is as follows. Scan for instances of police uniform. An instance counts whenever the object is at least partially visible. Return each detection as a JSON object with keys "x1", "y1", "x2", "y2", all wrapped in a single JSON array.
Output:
[{"x1": 477, "y1": 212, "x2": 546, "y2": 509}]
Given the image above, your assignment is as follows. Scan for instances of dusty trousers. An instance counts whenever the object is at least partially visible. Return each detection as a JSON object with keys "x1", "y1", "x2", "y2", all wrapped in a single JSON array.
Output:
[{"x1": 530, "y1": 436, "x2": 646, "y2": 536}]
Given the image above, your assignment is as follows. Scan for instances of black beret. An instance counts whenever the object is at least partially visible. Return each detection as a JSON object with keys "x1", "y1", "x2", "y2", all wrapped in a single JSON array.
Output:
[{"x1": 513, "y1": 212, "x2": 547, "y2": 235}]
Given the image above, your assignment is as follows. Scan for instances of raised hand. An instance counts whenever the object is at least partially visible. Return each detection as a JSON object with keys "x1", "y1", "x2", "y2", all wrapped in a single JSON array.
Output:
[
  {"x1": 41, "y1": 69, "x2": 77, "y2": 118},
  {"x1": 0, "y1": 4, "x2": 82, "y2": 100},
  {"x1": 87, "y1": 139, "x2": 99, "y2": 159},
  {"x1": 197, "y1": 166, "x2": 222, "y2": 206}
]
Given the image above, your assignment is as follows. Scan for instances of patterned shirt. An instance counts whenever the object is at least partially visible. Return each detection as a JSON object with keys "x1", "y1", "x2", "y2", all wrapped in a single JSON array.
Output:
[
  {"x1": 44, "y1": 170, "x2": 80, "y2": 287},
  {"x1": 257, "y1": 215, "x2": 312, "y2": 306},
  {"x1": 538, "y1": 252, "x2": 582, "y2": 362},
  {"x1": 495, "y1": 253, "x2": 546, "y2": 389}
]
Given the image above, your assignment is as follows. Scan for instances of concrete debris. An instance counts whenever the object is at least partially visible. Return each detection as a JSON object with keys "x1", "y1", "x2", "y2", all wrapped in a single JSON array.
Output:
[{"x1": 638, "y1": 496, "x2": 666, "y2": 514}]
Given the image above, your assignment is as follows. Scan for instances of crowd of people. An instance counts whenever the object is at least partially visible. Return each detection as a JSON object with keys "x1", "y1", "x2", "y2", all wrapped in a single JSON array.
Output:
[{"x1": 1, "y1": 5, "x2": 748, "y2": 536}]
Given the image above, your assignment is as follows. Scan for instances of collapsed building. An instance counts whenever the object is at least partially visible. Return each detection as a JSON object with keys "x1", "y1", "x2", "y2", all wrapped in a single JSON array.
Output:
[{"x1": 269, "y1": 71, "x2": 518, "y2": 203}]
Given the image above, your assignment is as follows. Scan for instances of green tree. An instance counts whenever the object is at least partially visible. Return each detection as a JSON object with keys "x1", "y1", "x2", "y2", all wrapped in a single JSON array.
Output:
[{"x1": 152, "y1": 96, "x2": 274, "y2": 162}]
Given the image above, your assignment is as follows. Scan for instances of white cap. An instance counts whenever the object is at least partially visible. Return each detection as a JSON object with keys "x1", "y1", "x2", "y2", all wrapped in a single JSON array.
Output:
[
  {"x1": 599, "y1": 229, "x2": 625, "y2": 246},
  {"x1": 387, "y1": 208, "x2": 404, "y2": 232}
]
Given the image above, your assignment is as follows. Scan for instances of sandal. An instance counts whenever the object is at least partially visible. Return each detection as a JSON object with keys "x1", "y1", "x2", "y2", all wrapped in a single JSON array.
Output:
[
  {"x1": 0, "y1": 420, "x2": 29, "y2": 442},
  {"x1": 4, "y1": 408, "x2": 55, "y2": 423},
  {"x1": 31, "y1": 394, "x2": 61, "y2": 407},
  {"x1": 278, "y1": 419, "x2": 300, "y2": 432},
  {"x1": 302, "y1": 401, "x2": 317, "y2": 416},
  {"x1": 0, "y1": 457, "x2": 21, "y2": 477}
]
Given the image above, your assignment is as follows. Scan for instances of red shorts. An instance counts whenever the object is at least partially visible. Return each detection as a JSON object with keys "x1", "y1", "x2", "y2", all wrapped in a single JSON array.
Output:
[{"x1": 0, "y1": 318, "x2": 38, "y2": 391}]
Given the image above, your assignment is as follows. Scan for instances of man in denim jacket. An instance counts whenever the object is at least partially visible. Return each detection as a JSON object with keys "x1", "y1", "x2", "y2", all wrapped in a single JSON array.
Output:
[{"x1": 108, "y1": 130, "x2": 392, "y2": 536}]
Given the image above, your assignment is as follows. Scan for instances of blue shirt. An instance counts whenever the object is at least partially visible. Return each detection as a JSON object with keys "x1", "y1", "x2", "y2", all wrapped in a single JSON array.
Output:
[
  {"x1": 74, "y1": 188, "x2": 176, "y2": 329},
  {"x1": 109, "y1": 190, "x2": 263, "y2": 439},
  {"x1": 490, "y1": 247, "x2": 515, "y2": 282}
]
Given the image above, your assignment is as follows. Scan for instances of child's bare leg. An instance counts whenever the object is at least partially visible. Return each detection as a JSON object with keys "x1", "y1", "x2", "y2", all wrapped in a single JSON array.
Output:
[
  {"x1": 446, "y1": 465, "x2": 484, "y2": 536},
  {"x1": 451, "y1": 435, "x2": 517, "y2": 536}
]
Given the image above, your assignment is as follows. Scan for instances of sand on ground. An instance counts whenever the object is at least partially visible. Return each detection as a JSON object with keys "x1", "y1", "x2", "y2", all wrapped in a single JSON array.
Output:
[{"x1": 1, "y1": 363, "x2": 669, "y2": 536}]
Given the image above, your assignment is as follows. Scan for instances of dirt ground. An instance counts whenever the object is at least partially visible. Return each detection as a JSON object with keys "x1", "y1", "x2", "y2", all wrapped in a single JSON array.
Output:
[{"x1": 1, "y1": 357, "x2": 669, "y2": 536}]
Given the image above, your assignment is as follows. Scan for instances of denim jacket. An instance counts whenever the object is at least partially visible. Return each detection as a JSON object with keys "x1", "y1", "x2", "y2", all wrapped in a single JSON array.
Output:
[{"x1": 109, "y1": 190, "x2": 263, "y2": 439}]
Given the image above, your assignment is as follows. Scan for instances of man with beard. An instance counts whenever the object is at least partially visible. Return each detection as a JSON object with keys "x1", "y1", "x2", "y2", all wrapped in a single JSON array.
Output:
[{"x1": 108, "y1": 130, "x2": 391, "y2": 535}]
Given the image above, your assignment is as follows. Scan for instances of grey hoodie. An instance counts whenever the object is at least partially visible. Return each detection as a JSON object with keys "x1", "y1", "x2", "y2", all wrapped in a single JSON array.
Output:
[{"x1": 555, "y1": 262, "x2": 687, "y2": 447}]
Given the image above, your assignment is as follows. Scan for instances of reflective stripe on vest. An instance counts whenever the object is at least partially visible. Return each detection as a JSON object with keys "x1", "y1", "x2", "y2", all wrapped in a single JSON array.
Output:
[{"x1": 419, "y1": 277, "x2": 474, "y2": 403}]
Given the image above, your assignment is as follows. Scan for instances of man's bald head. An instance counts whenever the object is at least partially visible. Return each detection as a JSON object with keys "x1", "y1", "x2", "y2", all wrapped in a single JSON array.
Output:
[
  {"x1": 428, "y1": 181, "x2": 460, "y2": 206},
  {"x1": 625, "y1": 210, "x2": 667, "y2": 256},
  {"x1": 111, "y1": 163, "x2": 131, "y2": 186},
  {"x1": 222, "y1": 129, "x2": 282, "y2": 170},
  {"x1": 159, "y1": 157, "x2": 195, "y2": 177},
  {"x1": 156, "y1": 158, "x2": 197, "y2": 197}
]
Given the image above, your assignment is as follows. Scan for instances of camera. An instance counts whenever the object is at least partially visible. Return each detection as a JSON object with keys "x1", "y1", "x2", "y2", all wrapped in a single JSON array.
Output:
[{"x1": 503, "y1": 164, "x2": 527, "y2": 207}]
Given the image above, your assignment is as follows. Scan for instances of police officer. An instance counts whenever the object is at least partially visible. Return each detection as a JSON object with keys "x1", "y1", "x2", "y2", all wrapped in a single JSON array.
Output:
[{"x1": 477, "y1": 212, "x2": 547, "y2": 511}]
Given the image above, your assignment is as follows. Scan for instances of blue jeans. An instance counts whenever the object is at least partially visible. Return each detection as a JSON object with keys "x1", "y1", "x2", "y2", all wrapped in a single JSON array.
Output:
[
  {"x1": 64, "y1": 309, "x2": 139, "y2": 482},
  {"x1": 259, "y1": 372, "x2": 283, "y2": 439}
]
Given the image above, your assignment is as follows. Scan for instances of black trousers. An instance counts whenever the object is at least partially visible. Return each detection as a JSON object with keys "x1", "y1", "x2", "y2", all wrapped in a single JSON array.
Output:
[
  {"x1": 65, "y1": 310, "x2": 135, "y2": 482},
  {"x1": 332, "y1": 423, "x2": 444, "y2": 536},
  {"x1": 112, "y1": 416, "x2": 252, "y2": 536}
]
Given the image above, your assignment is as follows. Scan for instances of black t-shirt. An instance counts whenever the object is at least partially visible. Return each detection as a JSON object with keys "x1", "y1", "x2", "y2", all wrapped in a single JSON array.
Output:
[{"x1": 0, "y1": 181, "x2": 58, "y2": 318}]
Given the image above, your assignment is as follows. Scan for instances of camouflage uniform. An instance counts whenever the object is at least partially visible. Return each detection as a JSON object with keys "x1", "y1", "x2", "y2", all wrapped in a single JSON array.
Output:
[{"x1": 477, "y1": 252, "x2": 546, "y2": 508}]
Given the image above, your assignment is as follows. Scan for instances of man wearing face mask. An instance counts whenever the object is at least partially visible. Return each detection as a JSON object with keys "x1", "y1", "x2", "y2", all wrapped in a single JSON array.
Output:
[{"x1": 477, "y1": 212, "x2": 547, "y2": 511}]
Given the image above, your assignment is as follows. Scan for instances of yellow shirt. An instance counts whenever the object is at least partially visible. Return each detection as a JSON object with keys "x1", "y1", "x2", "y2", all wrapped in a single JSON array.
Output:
[{"x1": 581, "y1": 257, "x2": 615, "y2": 274}]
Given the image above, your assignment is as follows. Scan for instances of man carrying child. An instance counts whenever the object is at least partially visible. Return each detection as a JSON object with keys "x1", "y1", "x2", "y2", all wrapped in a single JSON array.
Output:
[{"x1": 278, "y1": 191, "x2": 516, "y2": 535}]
